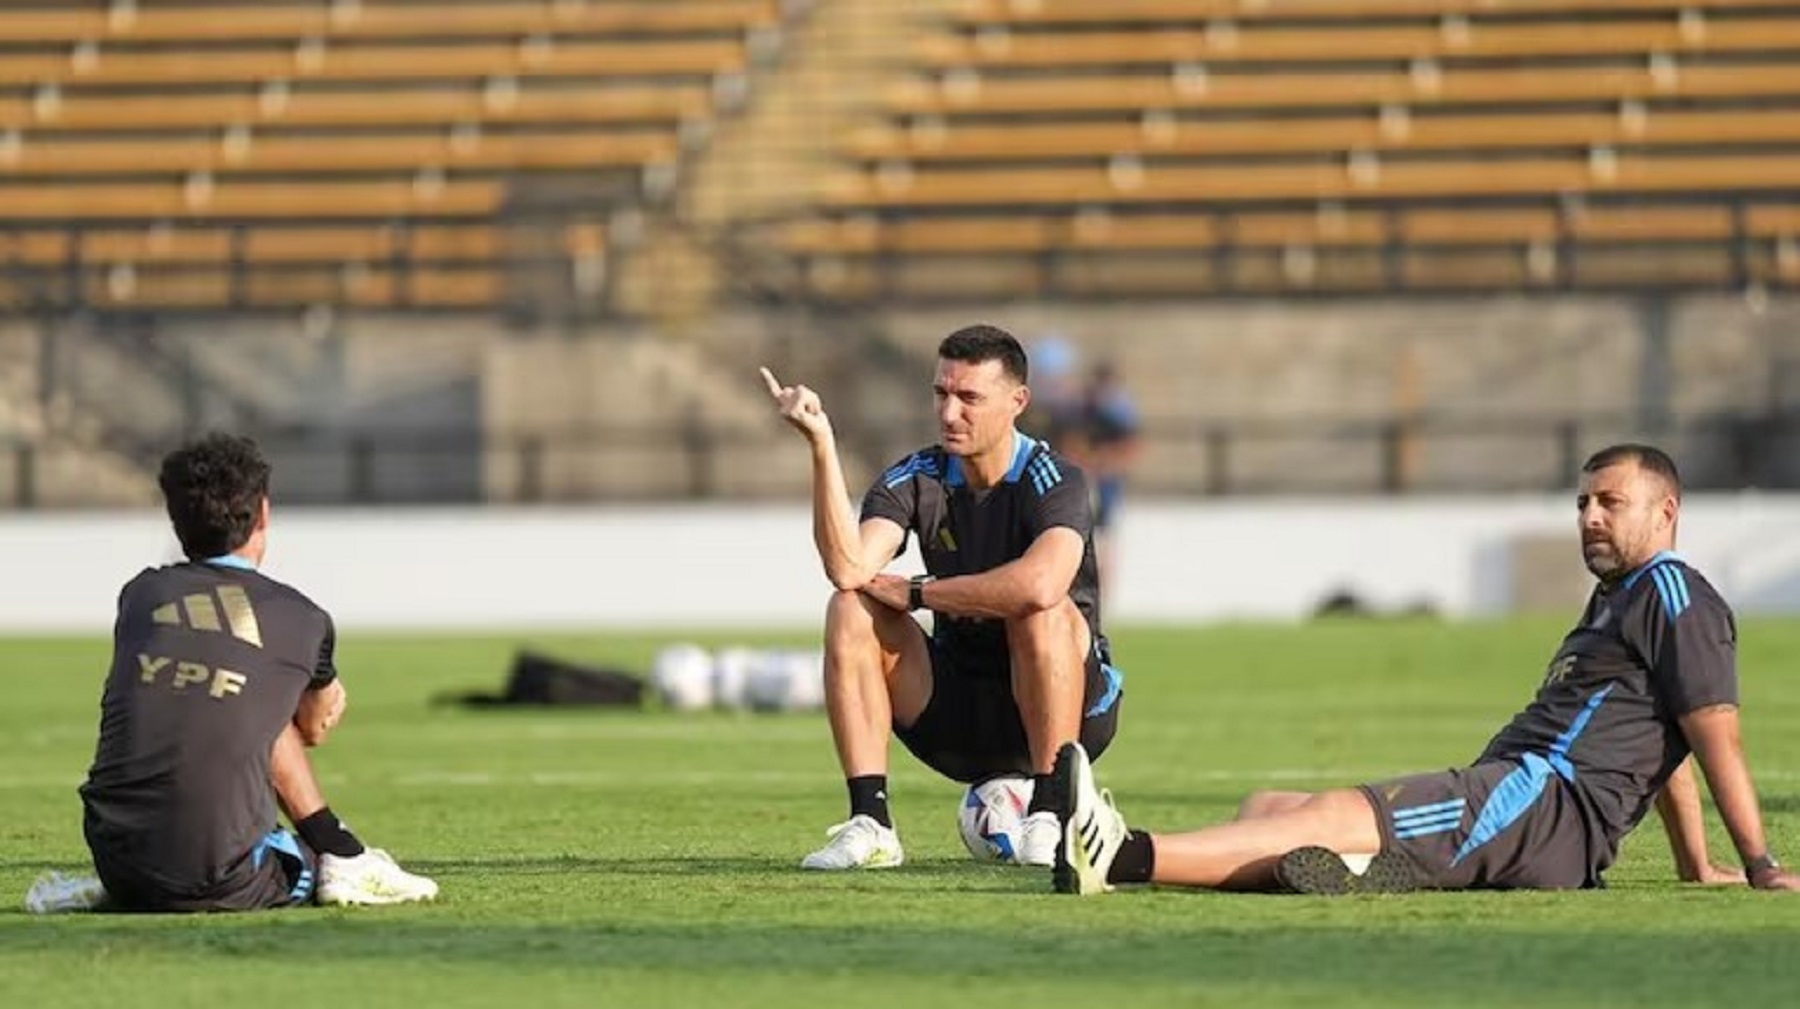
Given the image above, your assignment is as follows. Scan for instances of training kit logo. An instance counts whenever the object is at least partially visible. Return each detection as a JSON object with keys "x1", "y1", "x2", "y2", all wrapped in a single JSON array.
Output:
[{"x1": 151, "y1": 586, "x2": 263, "y2": 647}]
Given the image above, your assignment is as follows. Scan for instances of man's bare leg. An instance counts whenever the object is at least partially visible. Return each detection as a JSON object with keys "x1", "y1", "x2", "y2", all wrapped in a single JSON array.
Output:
[
  {"x1": 1005, "y1": 597, "x2": 1089, "y2": 775},
  {"x1": 822, "y1": 589, "x2": 935, "y2": 777},
  {"x1": 270, "y1": 722, "x2": 327, "y2": 823},
  {"x1": 1149, "y1": 788, "x2": 1383, "y2": 890},
  {"x1": 270, "y1": 722, "x2": 438, "y2": 903},
  {"x1": 1237, "y1": 790, "x2": 1313, "y2": 821},
  {"x1": 806, "y1": 590, "x2": 935, "y2": 870}
]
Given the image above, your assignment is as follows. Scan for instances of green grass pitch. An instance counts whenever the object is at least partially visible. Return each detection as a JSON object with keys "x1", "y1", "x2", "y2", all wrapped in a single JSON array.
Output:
[{"x1": 3, "y1": 620, "x2": 1800, "y2": 1007}]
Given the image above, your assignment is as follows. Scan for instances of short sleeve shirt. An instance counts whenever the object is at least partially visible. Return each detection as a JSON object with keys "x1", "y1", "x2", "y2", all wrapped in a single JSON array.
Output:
[{"x1": 861, "y1": 432, "x2": 1103, "y2": 673}]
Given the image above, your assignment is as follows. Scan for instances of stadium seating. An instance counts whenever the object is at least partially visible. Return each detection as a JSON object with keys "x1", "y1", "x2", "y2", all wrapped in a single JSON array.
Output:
[
  {"x1": 0, "y1": 0, "x2": 786, "y2": 310},
  {"x1": 952, "y1": 0, "x2": 1800, "y2": 24},
  {"x1": 0, "y1": 1, "x2": 777, "y2": 44},
  {"x1": 778, "y1": 0, "x2": 1800, "y2": 296}
]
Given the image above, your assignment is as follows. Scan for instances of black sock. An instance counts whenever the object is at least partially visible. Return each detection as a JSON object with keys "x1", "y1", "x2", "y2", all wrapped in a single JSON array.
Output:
[
  {"x1": 1106, "y1": 830, "x2": 1155, "y2": 885},
  {"x1": 295, "y1": 806, "x2": 366, "y2": 859},
  {"x1": 847, "y1": 775, "x2": 891, "y2": 828},
  {"x1": 1027, "y1": 773, "x2": 1058, "y2": 815}
]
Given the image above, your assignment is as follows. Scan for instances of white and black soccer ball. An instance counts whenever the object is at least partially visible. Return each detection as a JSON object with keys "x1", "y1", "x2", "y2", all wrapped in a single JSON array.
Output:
[
  {"x1": 650, "y1": 643, "x2": 715, "y2": 712},
  {"x1": 958, "y1": 775, "x2": 1035, "y2": 863}
]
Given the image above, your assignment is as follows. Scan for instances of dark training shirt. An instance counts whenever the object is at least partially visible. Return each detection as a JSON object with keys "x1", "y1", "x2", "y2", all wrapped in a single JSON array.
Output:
[
  {"x1": 1477, "y1": 552, "x2": 1738, "y2": 866},
  {"x1": 861, "y1": 432, "x2": 1104, "y2": 673},
  {"x1": 81, "y1": 560, "x2": 337, "y2": 901}
]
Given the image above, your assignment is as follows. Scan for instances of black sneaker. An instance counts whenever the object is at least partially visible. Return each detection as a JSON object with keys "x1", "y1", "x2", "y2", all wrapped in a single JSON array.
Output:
[{"x1": 1274, "y1": 846, "x2": 1420, "y2": 895}]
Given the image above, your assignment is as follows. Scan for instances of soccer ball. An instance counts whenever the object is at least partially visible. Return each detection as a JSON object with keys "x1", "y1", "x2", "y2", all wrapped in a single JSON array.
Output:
[
  {"x1": 711, "y1": 646, "x2": 758, "y2": 710},
  {"x1": 958, "y1": 775, "x2": 1035, "y2": 863},
  {"x1": 650, "y1": 643, "x2": 715, "y2": 711},
  {"x1": 744, "y1": 649, "x2": 826, "y2": 712}
]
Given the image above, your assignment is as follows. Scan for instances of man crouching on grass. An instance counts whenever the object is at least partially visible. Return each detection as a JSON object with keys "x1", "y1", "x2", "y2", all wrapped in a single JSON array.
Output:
[
  {"x1": 26, "y1": 433, "x2": 436, "y2": 912},
  {"x1": 763, "y1": 325, "x2": 1123, "y2": 871}
]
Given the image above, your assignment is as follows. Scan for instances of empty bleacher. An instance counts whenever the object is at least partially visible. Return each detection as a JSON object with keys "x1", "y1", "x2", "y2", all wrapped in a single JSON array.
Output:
[
  {"x1": 0, "y1": 0, "x2": 790, "y2": 311},
  {"x1": 771, "y1": 0, "x2": 1800, "y2": 297}
]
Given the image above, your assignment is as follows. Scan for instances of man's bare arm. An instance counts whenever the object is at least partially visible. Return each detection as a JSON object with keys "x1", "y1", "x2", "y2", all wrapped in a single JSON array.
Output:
[
  {"x1": 293, "y1": 679, "x2": 346, "y2": 748},
  {"x1": 1680, "y1": 703, "x2": 1800, "y2": 890},
  {"x1": 762, "y1": 367, "x2": 903, "y2": 590},
  {"x1": 807, "y1": 440, "x2": 901, "y2": 591},
  {"x1": 917, "y1": 526, "x2": 1084, "y2": 619},
  {"x1": 1653, "y1": 757, "x2": 1743, "y2": 884}
]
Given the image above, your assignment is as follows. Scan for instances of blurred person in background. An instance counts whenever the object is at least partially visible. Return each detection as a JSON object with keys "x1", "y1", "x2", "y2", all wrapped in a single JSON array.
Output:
[
  {"x1": 1050, "y1": 444, "x2": 1800, "y2": 897},
  {"x1": 1080, "y1": 359, "x2": 1142, "y2": 598},
  {"x1": 1021, "y1": 334, "x2": 1090, "y2": 456},
  {"x1": 26, "y1": 433, "x2": 437, "y2": 913},
  {"x1": 762, "y1": 325, "x2": 1124, "y2": 872}
]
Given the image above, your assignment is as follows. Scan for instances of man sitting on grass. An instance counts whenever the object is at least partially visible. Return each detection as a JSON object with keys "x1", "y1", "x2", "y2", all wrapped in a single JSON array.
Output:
[
  {"x1": 27, "y1": 433, "x2": 437, "y2": 913},
  {"x1": 1054, "y1": 444, "x2": 1800, "y2": 896}
]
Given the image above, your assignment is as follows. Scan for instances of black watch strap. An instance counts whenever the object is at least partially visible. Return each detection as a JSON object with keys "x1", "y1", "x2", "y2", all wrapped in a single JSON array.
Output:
[
  {"x1": 1746, "y1": 852, "x2": 1781, "y2": 876},
  {"x1": 909, "y1": 575, "x2": 933, "y2": 611}
]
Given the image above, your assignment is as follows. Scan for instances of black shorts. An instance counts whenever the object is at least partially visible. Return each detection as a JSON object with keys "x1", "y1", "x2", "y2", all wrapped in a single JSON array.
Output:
[
  {"x1": 1360, "y1": 756, "x2": 1600, "y2": 890},
  {"x1": 89, "y1": 827, "x2": 317, "y2": 913},
  {"x1": 894, "y1": 626, "x2": 1123, "y2": 784}
]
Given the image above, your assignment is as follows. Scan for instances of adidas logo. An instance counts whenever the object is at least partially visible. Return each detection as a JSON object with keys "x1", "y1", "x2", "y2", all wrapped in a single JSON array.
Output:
[
  {"x1": 151, "y1": 585, "x2": 262, "y2": 647},
  {"x1": 1080, "y1": 814, "x2": 1106, "y2": 862}
]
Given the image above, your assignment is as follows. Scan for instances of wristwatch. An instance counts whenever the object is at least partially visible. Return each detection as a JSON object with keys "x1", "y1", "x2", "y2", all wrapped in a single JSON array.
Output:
[
  {"x1": 908, "y1": 574, "x2": 935, "y2": 611},
  {"x1": 1745, "y1": 852, "x2": 1781, "y2": 878}
]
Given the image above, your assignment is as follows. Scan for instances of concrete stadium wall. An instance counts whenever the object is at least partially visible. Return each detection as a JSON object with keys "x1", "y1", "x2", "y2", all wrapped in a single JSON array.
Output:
[
  {"x1": 869, "y1": 293, "x2": 1800, "y2": 492},
  {"x1": 6, "y1": 494, "x2": 1800, "y2": 634}
]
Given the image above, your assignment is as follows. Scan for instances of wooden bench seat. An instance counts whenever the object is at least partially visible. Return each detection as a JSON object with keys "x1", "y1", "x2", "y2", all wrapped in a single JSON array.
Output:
[
  {"x1": 0, "y1": 224, "x2": 511, "y2": 265},
  {"x1": 823, "y1": 154, "x2": 1800, "y2": 206},
  {"x1": 0, "y1": 131, "x2": 676, "y2": 176},
  {"x1": 0, "y1": 84, "x2": 711, "y2": 132},
  {"x1": 954, "y1": 0, "x2": 1800, "y2": 27},
  {"x1": 0, "y1": 1, "x2": 779, "y2": 45},
  {"x1": 853, "y1": 107, "x2": 1800, "y2": 162},
  {"x1": 921, "y1": 18, "x2": 1800, "y2": 69},
  {"x1": 774, "y1": 202, "x2": 1774, "y2": 256},
  {"x1": 0, "y1": 39, "x2": 746, "y2": 89},
  {"x1": 0, "y1": 179, "x2": 500, "y2": 219},
  {"x1": 35, "y1": 265, "x2": 507, "y2": 308},
  {"x1": 888, "y1": 62, "x2": 1800, "y2": 116}
]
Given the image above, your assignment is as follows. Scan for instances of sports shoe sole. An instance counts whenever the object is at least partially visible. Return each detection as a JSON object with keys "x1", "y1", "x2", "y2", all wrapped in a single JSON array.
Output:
[
  {"x1": 1275, "y1": 845, "x2": 1420, "y2": 895},
  {"x1": 799, "y1": 850, "x2": 904, "y2": 871}
]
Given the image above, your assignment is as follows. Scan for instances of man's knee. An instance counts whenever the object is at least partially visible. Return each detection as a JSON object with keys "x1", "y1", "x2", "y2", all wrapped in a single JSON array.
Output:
[
  {"x1": 825, "y1": 589, "x2": 878, "y2": 642},
  {"x1": 1298, "y1": 788, "x2": 1382, "y2": 849},
  {"x1": 826, "y1": 589, "x2": 919, "y2": 660},
  {"x1": 1239, "y1": 790, "x2": 1313, "y2": 820},
  {"x1": 1003, "y1": 596, "x2": 1082, "y2": 650}
]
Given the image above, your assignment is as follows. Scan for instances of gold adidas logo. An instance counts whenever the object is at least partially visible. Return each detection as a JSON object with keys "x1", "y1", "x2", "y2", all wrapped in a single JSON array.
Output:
[{"x1": 151, "y1": 585, "x2": 262, "y2": 648}]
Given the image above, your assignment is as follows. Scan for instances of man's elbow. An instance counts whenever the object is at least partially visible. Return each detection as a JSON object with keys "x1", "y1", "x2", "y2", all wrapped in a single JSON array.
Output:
[
  {"x1": 1014, "y1": 572, "x2": 1071, "y2": 616},
  {"x1": 827, "y1": 566, "x2": 872, "y2": 592}
]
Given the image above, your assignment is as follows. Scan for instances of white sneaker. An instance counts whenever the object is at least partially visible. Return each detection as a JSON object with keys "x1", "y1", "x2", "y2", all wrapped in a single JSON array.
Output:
[
  {"x1": 316, "y1": 848, "x2": 438, "y2": 906},
  {"x1": 1052, "y1": 742, "x2": 1129, "y2": 895},
  {"x1": 1016, "y1": 811, "x2": 1060, "y2": 867},
  {"x1": 24, "y1": 871, "x2": 107, "y2": 914},
  {"x1": 799, "y1": 815, "x2": 904, "y2": 870}
]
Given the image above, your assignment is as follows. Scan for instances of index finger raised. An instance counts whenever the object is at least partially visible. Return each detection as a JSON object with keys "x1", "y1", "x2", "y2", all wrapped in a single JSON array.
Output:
[{"x1": 758, "y1": 366, "x2": 784, "y2": 398}]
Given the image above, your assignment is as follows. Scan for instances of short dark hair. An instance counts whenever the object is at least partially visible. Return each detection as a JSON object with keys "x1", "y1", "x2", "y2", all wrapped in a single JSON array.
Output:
[
  {"x1": 158, "y1": 433, "x2": 271, "y2": 559},
  {"x1": 1582, "y1": 443, "x2": 1682, "y2": 499},
  {"x1": 938, "y1": 324, "x2": 1028, "y2": 384}
]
